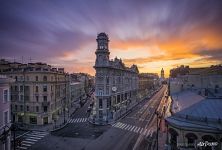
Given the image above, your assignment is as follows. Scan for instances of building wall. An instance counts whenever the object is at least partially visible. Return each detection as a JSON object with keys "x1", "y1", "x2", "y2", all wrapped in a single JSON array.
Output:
[
  {"x1": 70, "y1": 82, "x2": 85, "y2": 107},
  {"x1": 94, "y1": 68, "x2": 138, "y2": 123},
  {"x1": 92, "y1": 33, "x2": 139, "y2": 124},
  {"x1": 0, "y1": 75, "x2": 14, "y2": 150},
  {"x1": 0, "y1": 62, "x2": 69, "y2": 125}
]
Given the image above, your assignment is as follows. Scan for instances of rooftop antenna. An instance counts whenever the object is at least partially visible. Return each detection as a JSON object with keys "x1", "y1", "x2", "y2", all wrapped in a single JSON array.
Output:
[
  {"x1": 22, "y1": 56, "x2": 24, "y2": 64},
  {"x1": 29, "y1": 57, "x2": 32, "y2": 63}
]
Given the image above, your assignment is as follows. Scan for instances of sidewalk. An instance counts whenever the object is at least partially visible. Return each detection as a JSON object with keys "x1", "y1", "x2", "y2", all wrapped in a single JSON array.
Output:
[{"x1": 19, "y1": 105, "x2": 78, "y2": 132}]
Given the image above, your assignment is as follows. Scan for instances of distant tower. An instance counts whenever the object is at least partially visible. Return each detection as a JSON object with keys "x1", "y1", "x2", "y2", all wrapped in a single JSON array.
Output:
[
  {"x1": 95, "y1": 32, "x2": 110, "y2": 67},
  {"x1": 161, "y1": 68, "x2": 164, "y2": 79}
]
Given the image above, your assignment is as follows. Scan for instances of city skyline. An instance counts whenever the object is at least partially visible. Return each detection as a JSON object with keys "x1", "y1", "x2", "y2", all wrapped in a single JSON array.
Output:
[{"x1": 1, "y1": 0, "x2": 222, "y2": 77}]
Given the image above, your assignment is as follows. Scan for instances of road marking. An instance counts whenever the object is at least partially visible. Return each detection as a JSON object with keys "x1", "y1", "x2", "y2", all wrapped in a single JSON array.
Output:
[
  {"x1": 130, "y1": 126, "x2": 135, "y2": 131},
  {"x1": 118, "y1": 123, "x2": 124, "y2": 129},
  {"x1": 32, "y1": 131, "x2": 48, "y2": 135},
  {"x1": 111, "y1": 123, "x2": 116, "y2": 126},
  {"x1": 27, "y1": 134, "x2": 44, "y2": 138},
  {"x1": 146, "y1": 129, "x2": 150, "y2": 137},
  {"x1": 80, "y1": 118, "x2": 83, "y2": 122},
  {"x1": 122, "y1": 124, "x2": 127, "y2": 129},
  {"x1": 142, "y1": 129, "x2": 147, "y2": 135},
  {"x1": 28, "y1": 136, "x2": 41, "y2": 140},
  {"x1": 140, "y1": 128, "x2": 144, "y2": 134},
  {"x1": 22, "y1": 141, "x2": 34, "y2": 144},
  {"x1": 136, "y1": 127, "x2": 141, "y2": 133},
  {"x1": 117, "y1": 122, "x2": 123, "y2": 128},
  {"x1": 25, "y1": 138, "x2": 38, "y2": 142},
  {"x1": 115, "y1": 122, "x2": 121, "y2": 128},
  {"x1": 133, "y1": 127, "x2": 138, "y2": 133},
  {"x1": 17, "y1": 146, "x2": 27, "y2": 149},
  {"x1": 22, "y1": 143, "x2": 31, "y2": 147},
  {"x1": 125, "y1": 124, "x2": 130, "y2": 130}
]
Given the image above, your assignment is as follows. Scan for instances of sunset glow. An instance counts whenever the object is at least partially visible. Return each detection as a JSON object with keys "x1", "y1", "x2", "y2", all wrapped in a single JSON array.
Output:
[{"x1": 1, "y1": 0, "x2": 222, "y2": 77}]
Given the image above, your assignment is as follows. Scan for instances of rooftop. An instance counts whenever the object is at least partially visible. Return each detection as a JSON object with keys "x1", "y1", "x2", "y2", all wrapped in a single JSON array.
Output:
[{"x1": 167, "y1": 90, "x2": 222, "y2": 133}]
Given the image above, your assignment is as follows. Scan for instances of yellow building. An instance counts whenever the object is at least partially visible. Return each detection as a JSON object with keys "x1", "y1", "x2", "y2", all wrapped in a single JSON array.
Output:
[{"x1": 0, "y1": 60, "x2": 69, "y2": 125}]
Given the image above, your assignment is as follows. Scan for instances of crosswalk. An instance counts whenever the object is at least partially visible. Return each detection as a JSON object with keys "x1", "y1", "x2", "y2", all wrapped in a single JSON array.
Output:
[
  {"x1": 17, "y1": 131, "x2": 48, "y2": 150},
  {"x1": 112, "y1": 122, "x2": 154, "y2": 137},
  {"x1": 68, "y1": 118, "x2": 88, "y2": 123}
]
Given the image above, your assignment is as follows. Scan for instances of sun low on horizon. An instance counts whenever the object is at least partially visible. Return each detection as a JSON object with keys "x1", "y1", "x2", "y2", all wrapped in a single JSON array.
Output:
[{"x1": 1, "y1": 0, "x2": 222, "y2": 77}]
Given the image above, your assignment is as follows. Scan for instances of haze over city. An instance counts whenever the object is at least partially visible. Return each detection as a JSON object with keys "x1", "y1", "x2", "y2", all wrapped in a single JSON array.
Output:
[{"x1": 1, "y1": 0, "x2": 222, "y2": 76}]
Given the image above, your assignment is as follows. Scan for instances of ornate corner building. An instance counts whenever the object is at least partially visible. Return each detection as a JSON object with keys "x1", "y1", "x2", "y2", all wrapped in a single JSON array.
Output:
[{"x1": 91, "y1": 33, "x2": 139, "y2": 125}]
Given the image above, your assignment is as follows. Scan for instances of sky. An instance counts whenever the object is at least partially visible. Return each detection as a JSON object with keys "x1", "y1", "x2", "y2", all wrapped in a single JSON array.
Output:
[{"x1": 1, "y1": 0, "x2": 222, "y2": 77}]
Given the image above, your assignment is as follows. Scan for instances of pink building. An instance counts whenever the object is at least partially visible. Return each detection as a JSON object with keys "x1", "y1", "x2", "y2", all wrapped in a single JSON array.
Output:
[{"x1": 0, "y1": 75, "x2": 14, "y2": 150}]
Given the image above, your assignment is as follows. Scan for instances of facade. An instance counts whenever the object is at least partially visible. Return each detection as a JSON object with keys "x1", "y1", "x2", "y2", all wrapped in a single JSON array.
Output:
[
  {"x1": 138, "y1": 73, "x2": 159, "y2": 100},
  {"x1": 170, "y1": 65, "x2": 222, "y2": 95},
  {"x1": 0, "y1": 75, "x2": 14, "y2": 150},
  {"x1": 0, "y1": 60, "x2": 69, "y2": 125},
  {"x1": 70, "y1": 82, "x2": 85, "y2": 108},
  {"x1": 91, "y1": 33, "x2": 139, "y2": 124}
]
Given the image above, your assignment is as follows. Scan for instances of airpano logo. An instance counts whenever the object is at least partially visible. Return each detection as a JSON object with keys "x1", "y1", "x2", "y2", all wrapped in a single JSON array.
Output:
[{"x1": 197, "y1": 141, "x2": 218, "y2": 147}]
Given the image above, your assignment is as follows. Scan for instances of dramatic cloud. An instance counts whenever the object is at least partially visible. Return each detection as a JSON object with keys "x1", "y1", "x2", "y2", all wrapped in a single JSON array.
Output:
[{"x1": 0, "y1": 0, "x2": 222, "y2": 76}]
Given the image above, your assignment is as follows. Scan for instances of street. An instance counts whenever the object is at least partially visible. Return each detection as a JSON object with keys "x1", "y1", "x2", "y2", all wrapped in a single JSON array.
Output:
[{"x1": 27, "y1": 85, "x2": 167, "y2": 150}]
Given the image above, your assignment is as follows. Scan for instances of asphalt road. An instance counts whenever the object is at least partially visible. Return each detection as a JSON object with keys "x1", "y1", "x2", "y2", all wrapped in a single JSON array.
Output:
[{"x1": 30, "y1": 85, "x2": 167, "y2": 150}]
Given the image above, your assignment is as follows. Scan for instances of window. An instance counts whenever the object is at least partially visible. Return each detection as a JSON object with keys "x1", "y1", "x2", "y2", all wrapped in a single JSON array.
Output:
[
  {"x1": 106, "y1": 86, "x2": 109, "y2": 95},
  {"x1": 35, "y1": 76, "x2": 38, "y2": 81},
  {"x1": 4, "y1": 111, "x2": 9, "y2": 125},
  {"x1": 15, "y1": 76, "x2": 17, "y2": 81},
  {"x1": 99, "y1": 99, "x2": 103, "y2": 108},
  {"x1": 107, "y1": 98, "x2": 111, "y2": 108},
  {"x1": 20, "y1": 86, "x2": 23, "y2": 92},
  {"x1": 98, "y1": 89, "x2": 103, "y2": 96},
  {"x1": 36, "y1": 106, "x2": 39, "y2": 112},
  {"x1": 43, "y1": 76, "x2": 47, "y2": 81},
  {"x1": 15, "y1": 105, "x2": 17, "y2": 111},
  {"x1": 3, "y1": 89, "x2": 9, "y2": 103},
  {"x1": 20, "y1": 95, "x2": 23, "y2": 101},
  {"x1": 27, "y1": 106, "x2": 29, "y2": 111},
  {"x1": 106, "y1": 77, "x2": 109, "y2": 84},
  {"x1": 26, "y1": 76, "x2": 29, "y2": 81},
  {"x1": 36, "y1": 96, "x2": 39, "y2": 102},
  {"x1": 117, "y1": 95, "x2": 120, "y2": 103},
  {"x1": 20, "y1": 76, "x2": 23, "y2": 81},
  {"x1": 99, "y1": 110, "x2": 103, "y2": 118},
  {"x1": 35, "y1": 86, "x2": 38, "y2": 92},
  {"x1": 30, "y1": 116, "x2": 37, "y2": 124},
  {"x1": 43, "y1": 106, "x2": 47, "y2": 112},
  {"x1": 43, "y1": 96, "x2": 47, "y2": 102},
  {"x1": 125, "y1": 93, "x2": 127, "y2": 100},
  {"x1": 43, "y1": 85, "x2": 47, "y2": 92},
  {"x1": 20, "y1": 105, "x2": 23, "y2": 111},
  {"x1": 15, "y1": 86, "x2": 18, "y2": 92}
]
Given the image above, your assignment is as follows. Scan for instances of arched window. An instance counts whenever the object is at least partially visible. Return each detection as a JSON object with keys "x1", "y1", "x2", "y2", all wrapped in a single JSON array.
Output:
[
  {"x1": 43, "y1": 76, "x2": 47, "y2": 81},
  {"x1": 185, "y1": 133, "x2": 197, "y2": 148}
]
